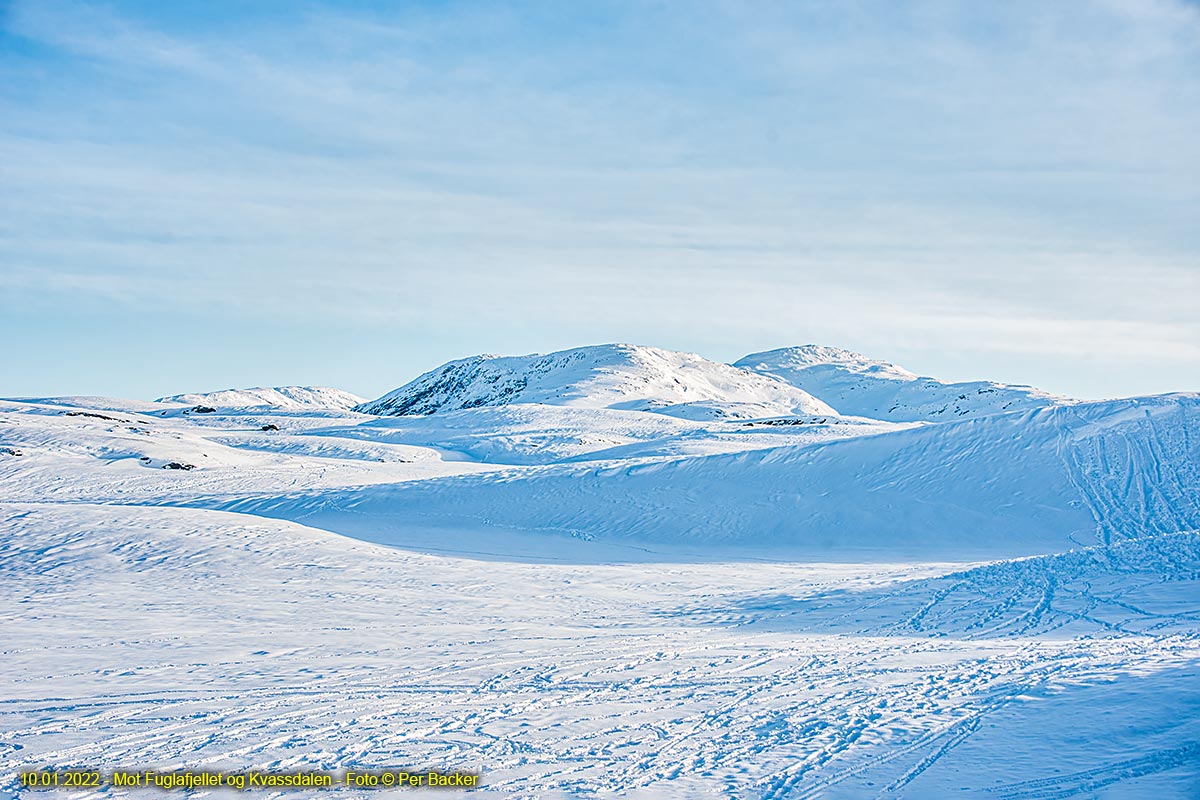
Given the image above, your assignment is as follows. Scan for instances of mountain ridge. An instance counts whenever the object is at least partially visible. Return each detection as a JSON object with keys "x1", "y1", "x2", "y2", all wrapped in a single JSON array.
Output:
[
  {"x1": 157, "y1": 386, "x2": 365, "y2": 411},
  {"x1": 148, "y1": 343, "x2": 1069, "y2": 424},
  {"x1": 736, "y1": 345, "x2": 1066, "y2": 422},
  {"x1": 355, "y1": 343, "x2": 837, "y2": 420}
]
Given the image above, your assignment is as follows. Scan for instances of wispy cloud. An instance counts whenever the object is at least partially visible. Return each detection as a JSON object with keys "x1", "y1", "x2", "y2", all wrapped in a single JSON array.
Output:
[{"x1": 2, "y1": 0, "x2": 1198, "y2": 397}]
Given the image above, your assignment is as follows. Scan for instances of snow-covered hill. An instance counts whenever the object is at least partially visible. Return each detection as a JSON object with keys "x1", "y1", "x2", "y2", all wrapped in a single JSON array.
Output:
[
  {"x1": 736, "y1": 345, "x2": 1065, "y2": 422},
  {"x1": 235, "y1": 393, "x2": 1200, "y2": 560},
  {"x1": 158, "y1": 385, "x2": 365, "y2": 411},
  {"x1": 356, "y1": 344, "x2": 837, "y2": 420}
]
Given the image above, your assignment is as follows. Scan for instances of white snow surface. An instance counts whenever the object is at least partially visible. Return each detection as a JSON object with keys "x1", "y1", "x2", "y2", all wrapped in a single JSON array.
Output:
[
  {"x1": 357, "y1": 344, "x2": 837, "y2": 419},
  {"x1": 158, "y1": 385, "x2": 366, "y2": 410},
  {"x1": 227, "y1": 393, "x2": 1200, "y2": 561},
  {"x1": 3, "y1": 344, "x2": 1199, "y2": 798},
  {"x1": 737, "y1": 345, "x2": 1066, "y2": 422}
]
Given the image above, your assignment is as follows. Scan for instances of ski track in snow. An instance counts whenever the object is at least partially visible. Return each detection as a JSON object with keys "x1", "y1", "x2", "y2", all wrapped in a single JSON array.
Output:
[{"x1": 1, "y1": 384, "x2": 1199, "y2": 798}]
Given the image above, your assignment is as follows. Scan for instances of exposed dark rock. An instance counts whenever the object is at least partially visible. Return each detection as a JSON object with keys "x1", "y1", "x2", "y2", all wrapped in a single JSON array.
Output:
[
  {"x1": 191, "y1": 406, "x2": 217, "y2": 414},
  {"x1": 163, "y1": 462, "x2": 196, "y2": 470},
  {"x1": 741, "y1": 417, "x2": 843, "y2": 427},
  {"x1": 260, "y1": 424, "x2": 279, "y2": 431},
  {"x1": 1, "y1": 447, "x2": 22, "y2": 457},
  {"x1": 65, "y1": 411, "x2": 123, "y2": 421}
]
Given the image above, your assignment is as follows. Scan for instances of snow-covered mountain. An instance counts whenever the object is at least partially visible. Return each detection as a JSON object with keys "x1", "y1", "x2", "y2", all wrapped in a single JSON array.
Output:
[
  {"x1": 158, "y1": 386, "x2": 365, "y2": 411},
  {"x1": 735, "y1": 345, "x2": 1065, "y2": 422},
  {"x1": 356, "y1": 344, "x2": 837, "y2": 420}
]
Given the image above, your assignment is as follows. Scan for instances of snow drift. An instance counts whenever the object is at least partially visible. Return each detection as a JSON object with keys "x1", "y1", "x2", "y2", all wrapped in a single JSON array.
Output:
[{"x1": 228, "y1": 393, "x2": 1200, "y2": 560}]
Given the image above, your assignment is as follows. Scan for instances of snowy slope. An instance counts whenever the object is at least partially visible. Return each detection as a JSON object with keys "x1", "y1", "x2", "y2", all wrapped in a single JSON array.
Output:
[
  {"x1": 677, "y1": 530, "x2": 1200, "y2": 638},
  {"x1": 4, "y1": 504, "x2": 1198, "y2": 798},
  {"x1": 356, "y1": 344, "x2": 837, "y2": 420},
  {"x1": 736, "y1": 345, "x2": 1065, "y2": 422},
  {"x1": 229, "y1": 393, "x2": 1200, "y2": 560},
  {"x1": 0, "y1": 399, "x2": 493, "y2": 507},
  {"x1": 158, "y1": 385, "x2": 365, "y2": 410}
]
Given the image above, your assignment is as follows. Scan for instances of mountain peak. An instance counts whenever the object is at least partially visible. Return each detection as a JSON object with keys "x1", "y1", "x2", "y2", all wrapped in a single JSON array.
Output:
[
  {"x1": 737, "y1": 345, "x2": 918, "y2": 381},
  {"x1": 356, "y1": 343, "x2": 836, "y2": 419},
  {"x1": 736, "y1": 346, "x2": 1064, "y2": 422}
]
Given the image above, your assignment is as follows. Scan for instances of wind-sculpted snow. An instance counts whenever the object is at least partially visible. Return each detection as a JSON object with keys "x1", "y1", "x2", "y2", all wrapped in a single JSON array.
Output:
[
  {"x1": 737, "y1": 345, "x2": 1065, "y2": 422},
  {"x1": 231, "y1": 394, "x2": 1200, "y2": 560},
  {"x1": 157, "y1": 385, "x2": 366, "y2": 410},
  {"x1": 356, "y1": 344, "x2": 836, "y2": 419}
]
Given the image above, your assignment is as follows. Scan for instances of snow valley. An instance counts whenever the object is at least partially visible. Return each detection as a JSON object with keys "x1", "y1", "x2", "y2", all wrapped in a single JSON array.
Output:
[{"x1": 2, "y1": 343, "x2": 1199, "y2": 798}]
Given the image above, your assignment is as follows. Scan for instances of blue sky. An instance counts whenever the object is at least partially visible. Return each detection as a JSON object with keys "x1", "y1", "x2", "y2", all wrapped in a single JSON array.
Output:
[{"x1": 2, "y1": 0, "x2": 1198, "y2": 400}]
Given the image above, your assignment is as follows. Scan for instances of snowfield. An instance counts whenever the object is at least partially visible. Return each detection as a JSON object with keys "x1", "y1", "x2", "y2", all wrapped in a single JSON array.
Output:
[{"x1": 2, "y1": 344, "x2": 1198, "y2": 798}]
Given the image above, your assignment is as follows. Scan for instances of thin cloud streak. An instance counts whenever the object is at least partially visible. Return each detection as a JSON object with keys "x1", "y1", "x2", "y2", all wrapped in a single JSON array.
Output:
[{"x1": 1, "y1": 0, "x2": 1198, "y2": 398}]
